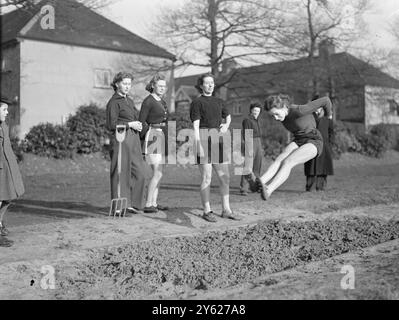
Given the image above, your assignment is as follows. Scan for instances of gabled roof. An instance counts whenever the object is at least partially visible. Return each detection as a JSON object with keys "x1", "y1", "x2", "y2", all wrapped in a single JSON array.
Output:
[
  {"x1": 227, "y1": 52, "x2": 399, "y2": 98},
  {"x1": 0, "y1": 0, "x2": 175, "y2": 60},
  {"x1": 174, "y1": 74, "x2": 198, "y2": 89}
]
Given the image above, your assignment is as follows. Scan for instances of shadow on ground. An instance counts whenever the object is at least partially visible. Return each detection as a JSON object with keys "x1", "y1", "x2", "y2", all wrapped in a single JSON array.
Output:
[
  {"x1": 142, "y1": 207, "x2": 200, "y2": 229},
  {"x1": 10, "y1": 199, "x2": 108, "y2": 219}
]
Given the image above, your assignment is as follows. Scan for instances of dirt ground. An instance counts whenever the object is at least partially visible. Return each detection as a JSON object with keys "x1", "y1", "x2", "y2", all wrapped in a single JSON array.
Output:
[{"x1": 0, "y1": 151, "x2": 398, "y2": 300}]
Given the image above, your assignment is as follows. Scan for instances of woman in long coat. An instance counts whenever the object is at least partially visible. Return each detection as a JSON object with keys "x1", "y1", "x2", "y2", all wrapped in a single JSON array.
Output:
[
  {"x1": 0, "y1": 97, "x2": 25, "y2": 245},
  {"x1": 106, "y1": 72, "x2": 147, "y2": 214},
  {"x1": 304, "y1": 108, "x2": 334, "y2": 191}
]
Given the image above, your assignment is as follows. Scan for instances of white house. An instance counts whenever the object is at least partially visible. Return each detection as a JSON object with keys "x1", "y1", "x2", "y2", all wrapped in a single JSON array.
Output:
[{"x1": 1, "y1": 0, "x2": 176, "y2": 138}]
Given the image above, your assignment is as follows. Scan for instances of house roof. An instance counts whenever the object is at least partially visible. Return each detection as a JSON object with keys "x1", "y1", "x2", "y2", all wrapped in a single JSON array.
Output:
[
  {"x1": 174, "y1": 74, "x2": 198, "y2": 90},
  {"x1": 227, "y1": 52, "x2": 399, "y2": 99},
  {"x1": 0, "y1": 0, "x2": 175, "y2": 60}
]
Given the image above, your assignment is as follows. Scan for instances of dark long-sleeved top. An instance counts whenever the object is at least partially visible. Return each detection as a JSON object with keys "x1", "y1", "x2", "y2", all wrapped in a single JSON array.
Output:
[
  {"x1": 106, "y1": 93, "x2": 139, "y2": 132},
  {"x1": 283, "y1": 97, "x2": 332, "y2": 135},
  {"x1": 190, "y1": 95, "x2": 230, "y2": 128},
  {"x1": 139, "y1": 95, "x2": 168, "y2": 125},
  {"x1": 242, "y1": 115, "x2": 262, "y2": 140}
]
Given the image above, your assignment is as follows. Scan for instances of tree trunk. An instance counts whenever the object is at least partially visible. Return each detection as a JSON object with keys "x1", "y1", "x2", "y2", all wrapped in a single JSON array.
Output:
[
  {"x1": 208, "y1": 0, "x2": 219, "y2": 79},
  {"x1": 306, "y1": 0, "x2": 318, "y2": 97}
]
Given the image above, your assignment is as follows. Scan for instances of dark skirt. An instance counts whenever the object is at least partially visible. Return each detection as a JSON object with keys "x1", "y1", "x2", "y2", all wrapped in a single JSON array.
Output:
[{"x1": 294, "y1": 129, "x2": 323, "y2": 157}]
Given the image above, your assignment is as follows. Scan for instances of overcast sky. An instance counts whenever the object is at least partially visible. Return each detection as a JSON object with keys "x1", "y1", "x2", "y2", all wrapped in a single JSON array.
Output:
[
  {"x1": 100, "y1": 0, "x2": 399, "y2": 76},
  {"x1": 103, "y1": 0, "x2": 399, "y2": 45}
]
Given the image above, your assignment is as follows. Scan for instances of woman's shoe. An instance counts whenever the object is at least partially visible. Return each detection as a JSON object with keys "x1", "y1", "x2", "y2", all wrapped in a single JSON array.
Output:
[
  {"x1": 221, "y1": 211, "x2": 242, "y2": 221},
  {"x1": 144, "y1": 206, "x2": 158, "y2": 213},
  {"x1": 258, "y1": 182, "x2": 271, "y2": 201},
  {"x1": 202, "y1": 211, "x2": 217, "y2": 223}
]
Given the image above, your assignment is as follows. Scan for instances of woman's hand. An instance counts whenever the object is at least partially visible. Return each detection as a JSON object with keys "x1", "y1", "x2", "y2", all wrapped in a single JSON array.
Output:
[
  {"x1": 129, "y1": 121, "x2": 143, "y2": 132},
  {"x1": 196, "y1": 139, "x2": 205, "y2": 158},
  {"x1": 219, "y1": 123, "x2": 229, "y2": 133}
]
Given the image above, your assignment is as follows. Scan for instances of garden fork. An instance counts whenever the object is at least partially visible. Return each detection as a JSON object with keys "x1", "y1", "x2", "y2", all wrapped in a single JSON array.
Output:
[{"x1": 109, "y1": 125, "x2": 128, "y2": 218}]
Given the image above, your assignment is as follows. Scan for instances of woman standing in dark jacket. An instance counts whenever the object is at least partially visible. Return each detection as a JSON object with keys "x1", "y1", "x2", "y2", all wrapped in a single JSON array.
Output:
[
  {"x1": 0, "y1": 97, "x2": 25, "y2": 246},
  {"x1": 106, "y1": 72, "x2": 147, "y2": 214},
  {"x1": 304, "y1": 107, "x2": 334, "y2": 191}
]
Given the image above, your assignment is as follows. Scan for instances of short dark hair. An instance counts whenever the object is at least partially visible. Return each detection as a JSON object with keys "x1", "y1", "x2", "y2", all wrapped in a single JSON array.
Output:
[
  {"x1": 0, "y1": 96, "x2": 11, "y2": 105},
  {"x1": 249, "y1": 102, "x2": 261, "y2": 112},
  {"x1": 111, "y1": 72, "x2": 134, "y2": 91},
  {"x1": 264, "y1": 94, "x2": 291, "y2": 111},
  {"x1": 145, "y1": 73, "x2": 166, "y2": 93},
  {"x1": 195, "y1": 73, "x2": 215, "y2": 94}
]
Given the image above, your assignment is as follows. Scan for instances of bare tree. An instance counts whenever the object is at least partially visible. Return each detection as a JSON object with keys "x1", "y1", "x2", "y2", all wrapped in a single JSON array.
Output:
[
  {"x1": 154, "y1": 0, "x2": 288, "y2": 92},
  {"x1": 272, "y1": 0, "x2": 370, "y2": 96},
  {"x1": 390, "y1": 15, "x2": 399, "y2": 42}
]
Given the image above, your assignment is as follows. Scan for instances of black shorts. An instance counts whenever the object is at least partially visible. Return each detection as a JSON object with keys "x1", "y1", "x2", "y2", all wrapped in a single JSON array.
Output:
[
  {"x1": 293, "y1": 129, "x2": 324, "y2": 157},
  {"x1": 196, "y1": 135, "x2": 230, "y2": 165}
]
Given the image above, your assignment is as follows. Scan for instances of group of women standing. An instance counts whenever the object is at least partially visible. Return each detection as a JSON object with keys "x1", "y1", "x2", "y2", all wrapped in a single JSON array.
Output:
[
  {"x1": 106, "y1": 71, "x2": 333, "y2": 223},
  {"x1": 106, "y1": 72, "x2": 169, "y2": 215}
]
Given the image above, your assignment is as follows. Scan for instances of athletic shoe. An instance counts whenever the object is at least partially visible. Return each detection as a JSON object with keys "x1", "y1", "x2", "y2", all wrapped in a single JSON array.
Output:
[
  {"x1": 202, "y1": 211, "x2": 217, "y2": 223},
  {"x1": 144, "y1": 206, "x2": 158, "y2": 213},
  {"x1": 221, "y1": 211, "x2": 243, "y2": 221},
  {"x1": 258, "y1": 182, "x2": 270, "y2": 201}
]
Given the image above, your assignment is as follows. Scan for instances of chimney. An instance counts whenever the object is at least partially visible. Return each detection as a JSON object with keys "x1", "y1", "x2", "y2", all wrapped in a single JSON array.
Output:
[{"x1": 318, "y1": 39, "x2": 335, "y2": 60}]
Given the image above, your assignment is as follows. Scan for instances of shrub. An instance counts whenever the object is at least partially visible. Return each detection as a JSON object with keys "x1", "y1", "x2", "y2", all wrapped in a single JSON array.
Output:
[
  {"x1": 356, "y1": 133, "x2": 390, "y2": 158},
  {"x1": 22, "y1": 123, "x2": 75, "y2": 159},
  {"x1": 369, "y1": 124, "x2": 398, "y2": 150},
  {"x1": 330, "y1": 121, "x2": 362, "y2": 159},
  {"x1": 66, "y1": 104, "x2": 109, "y2": 154},
  {"x1": 10, "y1": 135, "x2": 24, "y2": 163},
  {"x1": 168, "y1": 111, "x2": 192, "y2": 132},
  {"x1": 263, "y1": 138, "x2": 284, "y2": 160}
]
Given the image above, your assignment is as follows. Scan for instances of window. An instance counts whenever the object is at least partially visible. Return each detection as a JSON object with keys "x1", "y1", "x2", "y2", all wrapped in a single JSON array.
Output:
[
  {"x1": 388, "y1": 99, "x2": 399, "y2": 115},
  {"x1": 232, "y1": 101, "x2": 243, "y2": 115},
  {"x1": 94, "y1": 69, "x2": 111, "y2": 88}
]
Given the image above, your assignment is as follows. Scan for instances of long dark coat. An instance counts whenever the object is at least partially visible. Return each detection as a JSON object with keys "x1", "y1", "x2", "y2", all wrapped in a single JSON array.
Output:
[
  {"x1": 304, "y1": 116, "x2": 334, "y2": 176},
  {"x1": 0, "y1": 122, "x2": 25, "y2": 200},
  {"x1": 106, "y1": 94, "x2": 149, "y2": 209}
]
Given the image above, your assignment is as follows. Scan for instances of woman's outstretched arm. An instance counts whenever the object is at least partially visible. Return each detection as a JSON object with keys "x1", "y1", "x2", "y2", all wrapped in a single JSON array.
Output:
[{"x1": 292, "y1": 97, "x2": 333, "y2": 118}]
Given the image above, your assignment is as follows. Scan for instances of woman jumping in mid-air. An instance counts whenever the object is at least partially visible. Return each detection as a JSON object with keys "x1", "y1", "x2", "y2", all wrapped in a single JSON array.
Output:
[{"x1": 256, "y1": 94, "x2": 333, "y2": 200}]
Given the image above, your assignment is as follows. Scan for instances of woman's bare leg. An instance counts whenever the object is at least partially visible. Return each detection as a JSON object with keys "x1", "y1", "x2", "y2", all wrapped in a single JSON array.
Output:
[
  {"x1": 212, "y1": 163, "x2": 231, "y2": 213},
  {"x1": 259, "y1": 142, "x2": 298, "y2": 184},
  {"x1": 266, "y1": 143, "x2": 318, "y2": 196},
  {"x1": 199, "y1": 164, "x2": 213, "y2": 213},
  {"x1": 145, "y1": 162, "x2": 163, "y2": 208}
]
